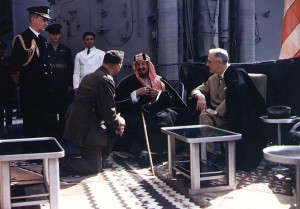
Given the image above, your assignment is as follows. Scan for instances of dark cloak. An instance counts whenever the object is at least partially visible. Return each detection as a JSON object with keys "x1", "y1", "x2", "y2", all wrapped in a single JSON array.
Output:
[
  {"x1": 224, "y1": 66, "x2": 266, "y2": 171},
  {"x1": 114, "y1": 74, "x2": 186, "y2": 157}
]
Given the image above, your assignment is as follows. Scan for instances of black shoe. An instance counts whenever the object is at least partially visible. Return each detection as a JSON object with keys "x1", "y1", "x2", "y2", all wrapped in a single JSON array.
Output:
[
  {"x1": 137, "y1": 151, "x2": 164, "y2": 167},
  {"x1": 59, "y1": 165, "x2": 73, "y2": 177},
  {"x1": 152, "y1": 153, "x2": 164, "y2": 165},
  {"x1": 207, "y1": 152, "x2": 217, "y2": 163},
  {"x1": 102, "y1": 162, "x2": 113, "y2": 169},
  {"x1": 138, "y1": 151, "x2": 149, "y2": 168}
]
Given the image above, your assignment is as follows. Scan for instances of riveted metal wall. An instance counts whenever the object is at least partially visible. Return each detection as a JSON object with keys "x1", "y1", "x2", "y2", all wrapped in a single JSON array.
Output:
[
  {"x1": 156, "y1": 0, "x2": 179, "y2": 80},
  {"x1": 52, "y1": 0, "x2": 157, "y2": 83},
  {"x1": 255, "y1": 0, "x2": 283, "y2": 61},
  {"x1": 236, "y1": 0, "x2": 255, "y2": 63},
  {"x1": 11, "y1": 0, "x2": 286, "y2": 81},
  {"x1": 195, "y1": 0, "x2": 219, "y2": 58}
]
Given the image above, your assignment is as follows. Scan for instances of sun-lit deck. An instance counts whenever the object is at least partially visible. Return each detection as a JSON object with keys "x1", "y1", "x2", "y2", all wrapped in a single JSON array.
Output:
[{"x1": 2, "y1": 119, "x2": 298, "y2": 209}]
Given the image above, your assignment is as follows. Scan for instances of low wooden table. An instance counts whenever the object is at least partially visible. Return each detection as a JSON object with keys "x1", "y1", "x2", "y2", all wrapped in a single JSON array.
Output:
[
  {"x1": 161, "y1": 125, "x2": 241, "y2": 195},
  {"x1": 0, "y1": 137, "x2": 64, "y2": 209}
]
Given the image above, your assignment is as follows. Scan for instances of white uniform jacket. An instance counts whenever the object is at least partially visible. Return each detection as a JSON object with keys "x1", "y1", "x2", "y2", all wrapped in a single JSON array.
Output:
[{"x1": 73, "y1": 46, "x2": 105, "y2": 89}]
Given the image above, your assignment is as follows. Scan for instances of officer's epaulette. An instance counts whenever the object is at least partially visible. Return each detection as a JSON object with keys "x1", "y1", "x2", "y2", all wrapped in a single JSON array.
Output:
[{"x1": 12, "y1": 35, "x2": 39, "y2": 67}]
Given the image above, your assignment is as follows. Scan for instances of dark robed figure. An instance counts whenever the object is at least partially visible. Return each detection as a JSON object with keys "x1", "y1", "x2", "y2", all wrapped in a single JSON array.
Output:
[{"x1": 115, "y1": 53, "x2": 186, "y2": 166}]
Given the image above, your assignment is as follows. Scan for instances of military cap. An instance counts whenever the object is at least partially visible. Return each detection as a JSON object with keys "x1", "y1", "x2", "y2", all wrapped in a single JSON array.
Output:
[
  {"x1": 0, "y1": 40, "x2": 7, "y2": 50},
  {"x1": 46, "y1": 24, "x2": 62, "y2": 34},
  {"x1": 27, "y1": 6, "x2": 51, "y2": 19},
  {"x1": 104, "y1": 50, "x2": 124, "y2": 64}
]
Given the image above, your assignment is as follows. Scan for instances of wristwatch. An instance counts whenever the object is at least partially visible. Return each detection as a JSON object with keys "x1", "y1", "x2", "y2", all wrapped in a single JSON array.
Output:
[{"x1": 214, "y1": 110, "x2": 218, "y2": 116}]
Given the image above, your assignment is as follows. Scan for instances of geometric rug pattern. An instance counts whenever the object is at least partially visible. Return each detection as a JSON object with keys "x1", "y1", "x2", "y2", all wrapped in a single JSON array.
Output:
[
  {"x1": 11, "y1": 153, "x2": 200, "y2": 209},
  {"x1": 10, "y1": 151, "x2": 295, "y2": 209},
  {"x1": 154, "y1": 158, "x2": 294, "y2": 198},
  {"x1": 61, "y1": 154, "x2": 200, "y2": 209}
]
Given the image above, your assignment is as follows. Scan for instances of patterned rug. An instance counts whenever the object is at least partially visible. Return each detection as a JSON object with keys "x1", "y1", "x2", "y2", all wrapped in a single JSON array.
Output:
[
  {"x1": 10, "y1": 152, "x2": 295, "y2": 209},
  {"x1": 154, "y1": 159, "x2": 295, "y2": 207},
  {"x1": 11, "y1": 153, "x2": 200, "y2": 209}
]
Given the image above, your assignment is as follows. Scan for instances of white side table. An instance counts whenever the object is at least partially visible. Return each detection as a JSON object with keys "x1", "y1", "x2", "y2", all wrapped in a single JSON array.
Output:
[
  {"x1": 0, "y1": 137, "x2": 64, "y2": 209},
  {"x1": 260, "y1": 116, "x2": 299, "y2": 146},
  {"x1": 161, "y1": 125, "x2": 241, "y2": 195},
  {"x1": 263, "y1": 146, "x2": 300, "y2": 209},
  {"x1": 260, "y1": 116, "x2": 300, "y2": 171}
]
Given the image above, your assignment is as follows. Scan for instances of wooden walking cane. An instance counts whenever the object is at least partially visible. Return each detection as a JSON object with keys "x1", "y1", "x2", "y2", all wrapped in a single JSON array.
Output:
[{"x1": 141, "y1": 111, "x2": 155, "y2": 176}]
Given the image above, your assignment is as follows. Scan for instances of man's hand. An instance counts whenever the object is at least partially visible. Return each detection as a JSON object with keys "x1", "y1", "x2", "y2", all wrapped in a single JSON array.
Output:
[
  {"x1": 136, "y1": 87, "x2": 158, "y2": 98},
  {"x1": 148, "y1": 88, "x2": 159, "y2": 98},
  {"x1": 195, "y1": 94, "x2": 207, "y2": 112},
  {"x1": 116, "y1": 124, "x2": 125, "y2": 136},
  {"x1": 117, "y1": 114, "x2": 125, "y2": 126},
  {"x1": 204, "y1": 108, "x2": 215, "y2": 115},
  {"x1": 136, "y1": 87, "x2": 150, "y2": 96},
  {"x1": 116, "y1": 114, "x2": 126, "y2": 136}
]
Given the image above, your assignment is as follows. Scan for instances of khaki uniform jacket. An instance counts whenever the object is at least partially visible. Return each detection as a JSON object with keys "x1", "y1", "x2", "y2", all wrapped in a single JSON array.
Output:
[
  {"x1": 191, "y1": 73, "x2": 226, "y2": 117},
  {"x1": 64, "y1": 67, "x2": 120, "y2": 148}
]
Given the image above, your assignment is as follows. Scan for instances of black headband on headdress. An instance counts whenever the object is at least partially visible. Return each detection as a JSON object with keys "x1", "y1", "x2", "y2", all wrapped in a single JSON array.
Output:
[{"x1": 134, "y1": 53, "x2": 150, "y2": 61}]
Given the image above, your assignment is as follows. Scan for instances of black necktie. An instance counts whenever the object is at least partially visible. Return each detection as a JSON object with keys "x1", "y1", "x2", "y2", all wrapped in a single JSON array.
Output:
[{"x1": 87, "y1": 49, "x2": 90, "y2": 55}]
